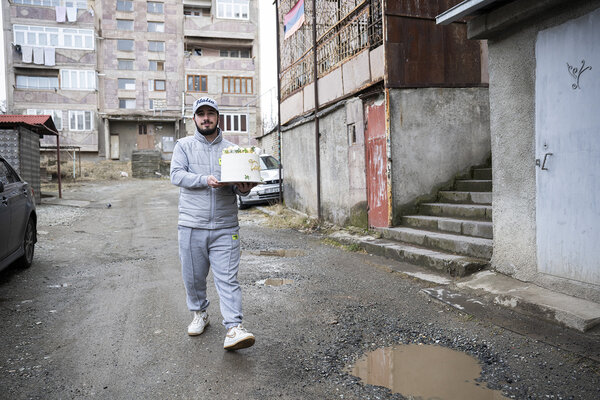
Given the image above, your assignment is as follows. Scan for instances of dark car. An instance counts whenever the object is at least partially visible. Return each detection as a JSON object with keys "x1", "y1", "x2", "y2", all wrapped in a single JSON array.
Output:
[
  {"x1": 0, "y1": 156, "x2": 37, "y2": 271},
  {"x1": 237, "y1": 154, "x2": 283, "y2": 209}
]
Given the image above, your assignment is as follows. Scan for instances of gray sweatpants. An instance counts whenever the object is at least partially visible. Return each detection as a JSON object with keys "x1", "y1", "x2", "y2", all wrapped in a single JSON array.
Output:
[{"x1": 178, "y1": 226, "x2": 242, "y2": 329}]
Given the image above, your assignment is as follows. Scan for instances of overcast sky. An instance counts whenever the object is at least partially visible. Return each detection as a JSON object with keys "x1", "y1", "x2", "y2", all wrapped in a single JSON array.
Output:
[{"x1": 0, "y1": 3, "x2": 277, "y2": 117}]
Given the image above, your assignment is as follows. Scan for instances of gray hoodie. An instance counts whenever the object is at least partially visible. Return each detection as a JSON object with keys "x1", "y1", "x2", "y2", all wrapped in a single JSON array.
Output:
[{"x1": 170, "y1": 129, "x2": 242, "y2": 229}]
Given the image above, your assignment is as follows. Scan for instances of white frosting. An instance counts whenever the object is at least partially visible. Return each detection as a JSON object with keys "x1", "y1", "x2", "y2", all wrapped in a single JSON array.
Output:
[{"x1": 220, "y1": 152, "x2": 262, "y2": 182}]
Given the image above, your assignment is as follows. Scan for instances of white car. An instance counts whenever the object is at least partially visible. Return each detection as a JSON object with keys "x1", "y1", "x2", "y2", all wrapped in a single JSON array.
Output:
[{"x1": 237, "y1": 154, "x2": 282, "y2": 209}]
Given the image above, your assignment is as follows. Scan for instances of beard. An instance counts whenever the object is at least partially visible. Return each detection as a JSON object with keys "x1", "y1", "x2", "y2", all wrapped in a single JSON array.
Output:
[{"x1": 195, "y1": 120, "x2": 218, "y2": 136}]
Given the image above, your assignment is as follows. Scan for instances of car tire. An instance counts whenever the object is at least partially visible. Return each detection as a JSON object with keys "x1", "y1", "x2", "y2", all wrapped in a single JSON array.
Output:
[
  {"x1": 18, "y1": 217, "x2": 35, "y2": 269},
  {"x1": 237, "y1": 195, "x2": 249, "y2": 210}
]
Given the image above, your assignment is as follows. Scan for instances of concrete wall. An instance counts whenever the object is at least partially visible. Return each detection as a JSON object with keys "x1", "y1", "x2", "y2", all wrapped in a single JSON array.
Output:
[
  {"x1": 281, "y1": 98, "x2": 367, "y2": 227},
  {"x1": 389, "y1": 88, "x2": 491, "y2": 221},
  {"x1": 281, "y1": 120, "x2": 318, "y2": 216},
  {"x1": 482, "y1": 1, "x2": 600, "y2": 302}
]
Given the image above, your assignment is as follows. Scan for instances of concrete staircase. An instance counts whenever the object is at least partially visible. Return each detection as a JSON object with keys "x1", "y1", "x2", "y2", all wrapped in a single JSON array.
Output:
[{"x1": 362, "y1": 166, "x2": 493, "y2": 277}]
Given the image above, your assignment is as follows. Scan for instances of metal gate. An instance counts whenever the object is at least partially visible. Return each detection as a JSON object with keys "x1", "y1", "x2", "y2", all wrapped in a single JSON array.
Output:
[{"x1": 364, "y1": 95, "x2": 388, "y2": 228}]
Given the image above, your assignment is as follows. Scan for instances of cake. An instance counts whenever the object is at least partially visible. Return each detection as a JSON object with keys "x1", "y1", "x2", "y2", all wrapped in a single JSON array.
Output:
[{"x1": 219, "y1": 146, "x2": 263, "y2": 183}]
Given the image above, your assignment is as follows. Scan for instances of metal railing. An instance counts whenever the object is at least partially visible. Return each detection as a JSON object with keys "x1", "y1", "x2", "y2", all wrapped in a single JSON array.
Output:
[{"x1": 279, "y1": 0, "x2": 382, "y2": 100}]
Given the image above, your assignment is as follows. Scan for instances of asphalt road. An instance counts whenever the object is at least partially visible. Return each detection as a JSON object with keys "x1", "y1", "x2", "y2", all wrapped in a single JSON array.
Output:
[{"x1": 0, "y1": 180, "x2": 598, "y2": 399}]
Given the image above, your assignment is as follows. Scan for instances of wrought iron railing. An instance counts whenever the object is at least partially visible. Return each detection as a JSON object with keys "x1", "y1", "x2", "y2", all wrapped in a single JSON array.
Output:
[{"x1": 279, "y1": 0, "x2": 382, "y2": 100}]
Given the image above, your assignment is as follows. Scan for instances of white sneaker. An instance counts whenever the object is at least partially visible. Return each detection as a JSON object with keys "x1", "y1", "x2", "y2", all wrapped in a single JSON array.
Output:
[
  {"x1": 223, "y1": 324, "x2": 255, "y2": 350},
  {"x1": 187, "y1": 310, "x2": 209, "y2": 336}
]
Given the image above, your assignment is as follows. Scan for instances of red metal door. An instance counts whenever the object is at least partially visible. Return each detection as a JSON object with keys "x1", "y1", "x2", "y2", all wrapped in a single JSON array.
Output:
[{"x1": 364, "y1": 99, "x2": 388, "y2": 228}]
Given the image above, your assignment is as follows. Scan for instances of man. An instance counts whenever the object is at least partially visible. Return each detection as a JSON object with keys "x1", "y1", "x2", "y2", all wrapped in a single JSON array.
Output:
[{"x1": 170, "y1": 97, "x2": 257, "y2": 350}]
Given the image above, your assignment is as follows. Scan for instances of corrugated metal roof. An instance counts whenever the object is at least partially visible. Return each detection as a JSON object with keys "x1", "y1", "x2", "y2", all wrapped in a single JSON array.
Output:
[{"x1": 0, "y1": 114, "x2": 58, "y2": 136}]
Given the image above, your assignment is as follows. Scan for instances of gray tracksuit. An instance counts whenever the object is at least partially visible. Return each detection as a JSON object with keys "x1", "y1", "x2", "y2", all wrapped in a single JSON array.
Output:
[{"x1": 170, "y1": 129, "x2": 245, "y2": 328}]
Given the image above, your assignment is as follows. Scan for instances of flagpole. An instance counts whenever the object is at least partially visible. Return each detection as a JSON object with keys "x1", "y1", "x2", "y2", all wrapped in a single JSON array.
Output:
[
  {"x1": 311, "y1": 0, "x2": 321, "y2": 220},
  {"x1": 275, "y1": 0, "x2": 283, "y2": 204}
]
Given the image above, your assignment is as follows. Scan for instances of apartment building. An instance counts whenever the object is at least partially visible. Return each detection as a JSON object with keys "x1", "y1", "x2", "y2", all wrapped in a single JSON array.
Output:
[
  {"x1": 2, "y1": 0, "x2": 260, "y2": 161},
  {"x1": 3, "y1": 0, "x2": 98, "y2": 154},
  {"x1": 182, "y1": 0, "x2": 260, "y2": 145}
]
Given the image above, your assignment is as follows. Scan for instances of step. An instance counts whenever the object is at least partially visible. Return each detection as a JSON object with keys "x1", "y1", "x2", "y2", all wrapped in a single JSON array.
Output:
[
  {"x1": 401, "y1": 215, "x2": 493, "y2": 239},
  {"x1": 472, "y1": 167, "x2": 492, "y2": 180},
  {"x1": 419, "y1": 202, "x2": 492, "y2": 220},
  {"x1": 378, "y1": 226, "x2": 493, "y2": 259},
  {"x1": 359, "y1": 238, "x2": 488, "y2": 277},
  {"x1": 438, "y1": 191, "x2": 492, "y2": 205},
  {"x1": 455, "y1": 179, "x2": 492, "y2": 192}
]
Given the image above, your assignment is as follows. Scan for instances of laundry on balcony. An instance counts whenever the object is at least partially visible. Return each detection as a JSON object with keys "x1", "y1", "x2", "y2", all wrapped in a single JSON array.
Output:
[
  {"x1": 44, "y1": 47, "x2": 56, "y2": 67},
  {"x1": 33, "y1": 47, "x2": 44, "y2": 65},
  {"x1": 55, "y1": 6, "x2": 67, "y2": 23},
  {"x1": 21, "y1": 45, "x2": 33, "y2": 64},
  {"x1": 67, "y1": 7, "x2": 77, "y2": 22}
]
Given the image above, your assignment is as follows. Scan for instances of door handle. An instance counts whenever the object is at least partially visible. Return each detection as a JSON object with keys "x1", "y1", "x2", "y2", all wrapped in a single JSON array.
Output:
[{"x1": 535, "y1": 153, "x2": 553, "y2": 170}]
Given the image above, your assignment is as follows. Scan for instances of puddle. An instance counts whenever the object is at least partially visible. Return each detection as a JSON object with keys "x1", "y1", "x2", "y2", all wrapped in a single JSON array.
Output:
[
  {"x1": 346, "y1": 344, "x2": 508, "y2": 400},
  {"x1": 249, "y1": 249, "x2": 305, "y2": 257},
  {"x1": 257, "y1": 278, "x2": 294, "y2": 286}
]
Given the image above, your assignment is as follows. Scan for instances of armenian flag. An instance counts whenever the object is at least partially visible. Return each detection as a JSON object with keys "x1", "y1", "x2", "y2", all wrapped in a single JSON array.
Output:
[{"x1": 284, "y1": 0, "x2": 305, "y2": 40}]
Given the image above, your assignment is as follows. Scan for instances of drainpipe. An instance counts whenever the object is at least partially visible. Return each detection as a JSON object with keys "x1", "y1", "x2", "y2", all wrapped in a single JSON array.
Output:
[
  {"x1": 311, "y1": 0, "x2": 322, "y2": 220},
  {"x1": 275, "y1": 0, "x2": 283, "y2": 204},
  {"x1": 56, "y1": 135, "x2": 62, "y2": 199}
]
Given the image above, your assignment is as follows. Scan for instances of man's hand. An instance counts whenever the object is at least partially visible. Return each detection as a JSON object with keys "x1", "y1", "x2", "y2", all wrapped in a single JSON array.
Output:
[
  {"x1": 236, "y1": 182, "x2": 258, "y2": 193},
  {"x1": 207, "y1": 175, "x2": 225, "y2": 188}
]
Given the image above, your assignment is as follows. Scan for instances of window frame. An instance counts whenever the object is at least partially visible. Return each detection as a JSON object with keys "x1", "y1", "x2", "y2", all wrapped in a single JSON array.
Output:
[
  {"x1": 60, "y1": 69, "x2": 96, "y2": 91},
  {"x1": 118, "y1": 99, "x2": 136, "y2": 109},
  {"x1": 116, "y1": 0, "x2": 134, "y2": 12},
  {"x1": 147, "y1": 21, "x2": 165, "y2": 33},
  {"x1": 68, "y1": 110, "x2": 93, "y2": 131},
  {"x1": 147, "y1": 1, "x2": 164, "y2": 14},
  {"x1": 222, "y1": 76, "x2": 253, "y2": 94},
  {"x1": 16, "y1": 75, "x2": 59, "y2": 90},
  {"x1": 116, "y1": 19, "x2": 134, "y2": 31},
  {"x1": 148, "y1": 60, "x2": 164, "y2": 71},
  {"x1": 148, "y1": 41, "x2": 165, "y2": 52},
  {"x1": 13, "y1": 25, "x2": 94, "y2": 50},
  {"x1": 117, "y1": 39, "x2": 135, "y2": 52},
  {"x1": 216, "y1": 0, "x2": 249, "y2": 20},
  {"x1": 118, "y1": 78, "x2": 136, "y2": 90},
  {"x1": 186, "y1": 75, "x2": 207, "y2": 92},
  {"x1": 218, "y1": 113, "x2": 248, "y2": 133},
  {"x1": 117, "y1": 59, "x2": 134, "y2": 70}
]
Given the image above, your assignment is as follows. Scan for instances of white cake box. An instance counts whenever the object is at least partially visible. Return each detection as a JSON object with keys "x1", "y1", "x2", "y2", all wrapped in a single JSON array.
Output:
[{"x1": 220, "y1": 150, "x2": 262, "y2": 183}]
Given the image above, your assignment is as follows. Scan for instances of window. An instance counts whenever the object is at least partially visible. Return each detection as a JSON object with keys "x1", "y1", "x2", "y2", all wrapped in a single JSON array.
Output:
[
  {"x1": 184, "y1": 8, "x2": 210, "y2": 16},
  {"x1": 0, "y1": 159, "x2": 18, "y2": 186},
  {"x1": 218, "y1": 113, "x2": 247, "y2": 133},
  {"x1": 27, "y1": 109, "x2": 63, "y2": 130},
  {"x1": 220, "y1": 49, "x2": 251, "y2": 58},
  {"x1": 117, "y1": 39, "x2": 134, "y2": 51},
  {"x1": 60, "y1": 69, "x2": 96, "y2": 90},
  {"x1": 13, "y1": 25, "x2": 93, "y2": 50},
  {"x1": 118, "y1": 59, "x2": 134, "y2": 70},
  {"x1": 187, "y1": 75, "x2": 207, "y2": 92},
  {"x1": 148, "y1": 60, "x2": 164, "y2": 71},
  {"x1": 148, "y1": 79, "x2": 166, "y2": 91},
  {"x1": 148, "y1": 41, "x2": 164, "y2": 52},
  {"x1": 222, "y1": 76, "x2": 252, "y2": 94},
  {"x1": 118, "y1": 78, "x2": 136, "y2": 90},
  {"x1": 13, "y1": 0, "x2": 87, "y2": 8},
  {"x1": 217, "y1": 0, "x2": 249, "y2": 20},
  {"x1": 117, "y1": 1, "x2": 133, "y2": 12},
  {"x1": 69, "y1": 110, "x2": 93, "y2": 131},
  {"x1": 16, "y1": 75, "x2": 59, "y2": 90},
  {"x1": 147, "y1": 2, "x2": 164, "y2": 14},
  {"x1": 119, "y1": 99, "x2": 136, "y2": 109},
  {"x1": 117, "y1": 19, "x2": 134, "y2": 31},
  {"x1": 147, "y1": 22, "x2": 164, "y2": 33}
]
